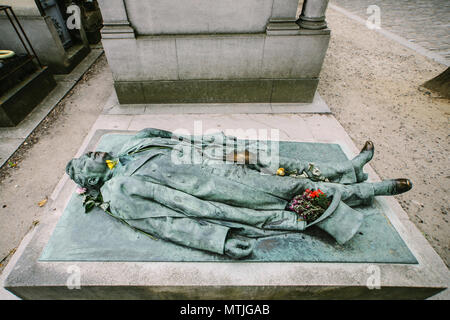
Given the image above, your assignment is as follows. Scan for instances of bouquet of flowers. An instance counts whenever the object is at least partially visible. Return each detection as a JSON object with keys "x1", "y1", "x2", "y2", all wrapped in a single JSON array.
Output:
[{"x1": 287, "y1": 189, "x2": 331, "y2": 223}]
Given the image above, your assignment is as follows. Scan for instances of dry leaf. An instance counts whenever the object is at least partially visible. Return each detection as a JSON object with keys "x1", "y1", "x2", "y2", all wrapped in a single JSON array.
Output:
[
  {"x1": 38, "y1": 198, "x2": 48, "y2": 207},
  {"x1": 7, "y1": 161, "x2": 17, "y2": 168}
]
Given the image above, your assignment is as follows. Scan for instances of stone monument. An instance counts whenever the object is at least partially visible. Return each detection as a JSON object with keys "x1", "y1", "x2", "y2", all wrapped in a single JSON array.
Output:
[
  {"x1": 3, "y1": 122, "x2": 449, "y2": 299},
  {"x1": 98, "y1": 0, "x2": 331, "y2": 104}
]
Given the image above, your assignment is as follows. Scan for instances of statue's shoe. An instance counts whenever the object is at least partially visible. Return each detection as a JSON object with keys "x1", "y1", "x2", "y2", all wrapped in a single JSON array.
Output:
[
  {"x1": 361, "y1": 140, "x2": 374, "y2": 161},
  {"x1": 394, "y1": 178, "x2": 413, "y2": 194},
  {"x1": 373, "y1": 178, "x2": 413, "y2": 196},
  {"x1": 353, "y1": 140, "x2": 375, "y2": 182}
]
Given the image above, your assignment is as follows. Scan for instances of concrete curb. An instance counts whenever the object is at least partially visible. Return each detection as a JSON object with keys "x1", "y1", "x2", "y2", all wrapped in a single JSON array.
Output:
[{"x1": 102, "y1": 91, "x2": 332, "y2": 115}]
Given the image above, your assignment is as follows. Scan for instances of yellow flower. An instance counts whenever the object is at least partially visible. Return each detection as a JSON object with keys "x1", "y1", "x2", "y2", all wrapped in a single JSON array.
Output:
[
  {"x1": 105, "y1": 159, "x2": 118, "y2": 170},
  {"x1": 276, "y1": 168, "x2": 285, "y2": 176}
]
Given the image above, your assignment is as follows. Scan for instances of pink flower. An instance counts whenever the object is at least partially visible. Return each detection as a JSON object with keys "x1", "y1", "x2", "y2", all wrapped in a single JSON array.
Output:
[{"x1": 76, "y1": 187, "x2": 87, "y2": 195}]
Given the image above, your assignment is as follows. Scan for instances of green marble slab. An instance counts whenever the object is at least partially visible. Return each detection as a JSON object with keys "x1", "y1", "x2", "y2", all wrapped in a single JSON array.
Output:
[{"x1": 40, "y1": 134, "x2": 417, "y2": 263}]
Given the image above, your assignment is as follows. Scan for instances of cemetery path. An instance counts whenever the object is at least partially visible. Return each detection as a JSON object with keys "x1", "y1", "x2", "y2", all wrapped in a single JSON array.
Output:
[
  {"x1": 320, "y1": 6, "x2": 449, "y2": 266},
  {"x1": 331, "y1": 0, "x2": 450, "y2": 63},
  {"x1": 0, "y1": 56, "x2": 113, "y2": 273}
]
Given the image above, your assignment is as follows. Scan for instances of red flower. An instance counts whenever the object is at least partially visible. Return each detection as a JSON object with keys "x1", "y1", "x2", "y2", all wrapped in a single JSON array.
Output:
[{"x1": 303, "y1": 188, "x2": 326, "y2": 199}]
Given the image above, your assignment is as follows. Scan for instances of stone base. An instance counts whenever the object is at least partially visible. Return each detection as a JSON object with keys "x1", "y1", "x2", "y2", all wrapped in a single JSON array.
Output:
[
  {"x1": 3, "y1": 283, "x2": 443, "y2": 300},
  {"x1": 3, "y1": 111, "x2": 449, "y2": 299},
  {"x1": 114, "y1": 78, "x2": 318, "y2": 104},
  {"x1": 102, "y1": 29, "x2": 330, "y2": 104},
  {"x1": 422, "y1": 67, "x2": 450, "y2": 99},
  {"x1": 58, "y1": 44, "x2": 91, "y2": 75},
  {"x1": 103, "y1": 91, "x2": 331, "y2": 115},
  {"x1": 0, "y1": 67, "x2": 56, "y2": 127}
]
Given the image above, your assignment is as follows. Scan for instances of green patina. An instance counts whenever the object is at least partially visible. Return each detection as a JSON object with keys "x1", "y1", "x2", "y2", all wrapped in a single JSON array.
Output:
[{"x1": 40, "y1": 131, "x2": 417, "y2": 263}]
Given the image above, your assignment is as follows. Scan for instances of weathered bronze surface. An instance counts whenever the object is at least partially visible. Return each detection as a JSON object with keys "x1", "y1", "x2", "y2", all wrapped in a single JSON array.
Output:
[{"x1": 63, "y1": 128, "x2": 412, "y2": 259}]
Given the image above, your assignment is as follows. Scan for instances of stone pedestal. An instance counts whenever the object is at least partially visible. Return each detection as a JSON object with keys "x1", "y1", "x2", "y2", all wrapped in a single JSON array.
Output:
[
  {"x1": 3, "y1": 110, "x2": 449, "y2": 299},
  {"x1": 0, "y1": 66, "x2": 56, "y2": 127},
  {"x1": 98, "y1": 0, "x2": 331, "y2": 104}
]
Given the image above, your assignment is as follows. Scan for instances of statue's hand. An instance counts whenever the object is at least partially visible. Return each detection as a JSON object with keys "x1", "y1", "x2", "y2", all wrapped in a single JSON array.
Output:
[{"x1": 224, "y1": 235, "x2": 254, "y2": 259}]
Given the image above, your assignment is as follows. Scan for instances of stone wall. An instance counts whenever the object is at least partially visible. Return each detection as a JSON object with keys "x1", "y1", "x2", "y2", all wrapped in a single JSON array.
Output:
[{"x1": 123, "y1": 0, "x2": 299, "y2": 35}]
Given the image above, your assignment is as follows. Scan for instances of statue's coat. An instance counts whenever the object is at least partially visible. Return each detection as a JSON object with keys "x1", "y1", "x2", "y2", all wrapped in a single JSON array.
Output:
[{"x1": 98, "y1": 129, "x2": 372, "y2": 254}]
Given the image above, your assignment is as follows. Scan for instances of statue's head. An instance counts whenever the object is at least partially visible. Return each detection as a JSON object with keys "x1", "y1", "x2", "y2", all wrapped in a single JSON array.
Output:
[{"x1": 66, "y1": 152, "x2": 113, "y2": 192}]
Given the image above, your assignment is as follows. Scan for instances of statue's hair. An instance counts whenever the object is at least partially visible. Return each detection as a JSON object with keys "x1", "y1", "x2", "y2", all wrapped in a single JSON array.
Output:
[
  {"x1": 66, "y1": 159, "x2": 76, "y2": 181},
  {"x1": 66, "y1": 159, "x2": 88, "y2": 188},
  {"x1": 65, "y1": 157, "x2": 103, "y2": 193}
]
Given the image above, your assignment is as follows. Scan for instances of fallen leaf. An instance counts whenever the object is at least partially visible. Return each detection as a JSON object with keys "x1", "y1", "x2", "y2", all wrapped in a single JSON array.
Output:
[
  {"x1": 7, "y1": 161, "x2": 17, "y2": 168},
  {"x1": 38, "y1": 198, "x2": 48, "y2": 207}
]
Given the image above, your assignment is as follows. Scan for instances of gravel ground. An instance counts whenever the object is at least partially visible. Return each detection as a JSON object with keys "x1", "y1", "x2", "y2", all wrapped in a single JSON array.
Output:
[
  {"x1": 320, "y1": 7, "x2": 449, "y2": 266},
  {"x1": 0, "y1": 56, "x2": 113, "y2": 273}
]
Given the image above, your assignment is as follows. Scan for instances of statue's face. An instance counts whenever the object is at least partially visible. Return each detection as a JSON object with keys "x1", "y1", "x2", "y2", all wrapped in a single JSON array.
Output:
[{"x1": 70, "y1": 152, "x2": 113, "y2": 187}]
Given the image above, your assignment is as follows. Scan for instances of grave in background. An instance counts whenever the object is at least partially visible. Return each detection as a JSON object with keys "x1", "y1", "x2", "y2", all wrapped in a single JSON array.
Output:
[{"x1": 99, "y1": 0, "x2": 331, "y2": 104}]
